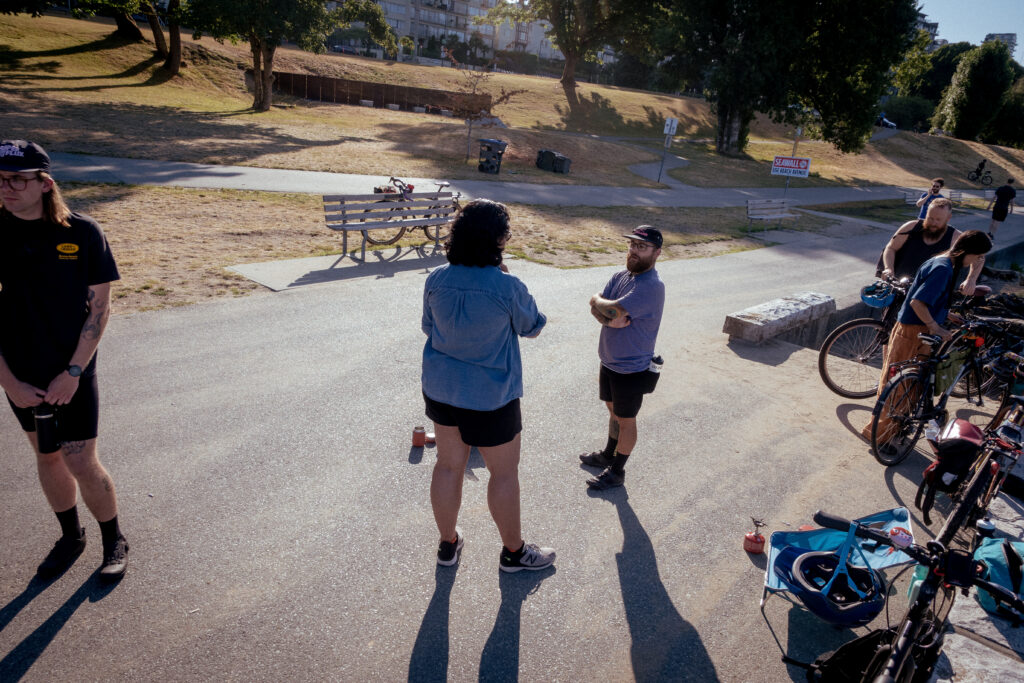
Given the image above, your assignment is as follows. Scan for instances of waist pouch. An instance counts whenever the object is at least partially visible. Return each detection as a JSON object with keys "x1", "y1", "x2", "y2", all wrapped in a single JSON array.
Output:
[{"x1": 640, "y1": 355, "x2": 663, "y2": 394}]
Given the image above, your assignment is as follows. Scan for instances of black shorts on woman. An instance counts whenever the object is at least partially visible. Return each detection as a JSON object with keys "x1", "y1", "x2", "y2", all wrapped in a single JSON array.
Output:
[{"x1": 424, "y1": 392, "x2": 522, "y2": 448}]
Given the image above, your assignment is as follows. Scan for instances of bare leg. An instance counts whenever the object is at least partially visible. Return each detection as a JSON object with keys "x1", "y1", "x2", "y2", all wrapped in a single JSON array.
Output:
[
  {"x1": 430, "y1": 424, "x2": 471, "y2": 543},
  {"x1": 29, "y1": 431, "x2": 79, "y2": 513},
  {"x1": 989, "y1": 219, "x2": 999, "y2": 238},
  {"x1": 615, "y1": 416, "x2": 638, "y2": 455},
  {"x1": 607, "y1": 409, "x2": 620, "y2": 440},
  {"x1": 478, "y1": 433, "x2": 522, "y2": 551},
  {"x1": 61, "y1": 439, "x2": 118, "y2": 523}
]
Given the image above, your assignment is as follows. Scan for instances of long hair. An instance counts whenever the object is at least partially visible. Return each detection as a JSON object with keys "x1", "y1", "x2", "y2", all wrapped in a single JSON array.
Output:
[
  {"x1": 943, "y1": 230, "x2": 992, "y2": 267},
  {"x1": 445, "y1": 199, "x2": 510, "y2": 267},
  {"x1": 0, "y1": 171, "x2": 72, "y2": 227}
]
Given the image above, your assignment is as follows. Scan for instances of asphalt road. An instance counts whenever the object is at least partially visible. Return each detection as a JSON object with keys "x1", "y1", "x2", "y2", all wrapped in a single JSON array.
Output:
[{"x1": 1, "y1": 224, "x2": 968, "y2": 682}]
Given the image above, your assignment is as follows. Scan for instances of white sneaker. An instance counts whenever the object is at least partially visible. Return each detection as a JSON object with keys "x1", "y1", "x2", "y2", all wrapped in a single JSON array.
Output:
[{"x1": 499, "y1": 542, "x2": 556, "y2": 572}]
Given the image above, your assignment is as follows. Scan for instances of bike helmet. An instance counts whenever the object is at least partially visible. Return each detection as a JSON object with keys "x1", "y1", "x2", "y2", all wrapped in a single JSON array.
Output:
[
  {"x1": 773, "y1": 545, "x2": 886, "y2": 626},
  {"x1": 861, "y1": 281, "x2": 896, "y2": 309}
]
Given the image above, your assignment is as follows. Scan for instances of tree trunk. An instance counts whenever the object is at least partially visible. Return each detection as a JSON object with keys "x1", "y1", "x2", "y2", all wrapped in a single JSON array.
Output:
[
  {"x1": 162, "y1": 0, "x2": 181, "y2": 75},
  {"x1": 112, "y1": 12, "x2": 144, "y2": 41},
  {"x1": 560, "y1": 54, "x2": 580, "y2": 111},
  {"x1": 465, "y1": 120, "x2": 475, "y2": 161},
  {"x1": 715, "y1": 103, "x2": 751, "y2": 156},
  {"x1": 250, "y1": 37, "x2": 277, "y2": 112},
  {"x1": 141, "y1": 2, "x2": 167, "y2": 58}
]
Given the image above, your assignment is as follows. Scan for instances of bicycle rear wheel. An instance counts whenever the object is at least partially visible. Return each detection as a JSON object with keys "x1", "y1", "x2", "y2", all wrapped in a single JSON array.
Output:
[
  {"x1": 982, "y1": 174, "x2": 993, "y2": 186},
  {"x1": 871, "y1": 372, "x2": 926, "y2": 466},
  {"x1": 818, "y1": 318, "x2": 887, "y2": 399}
]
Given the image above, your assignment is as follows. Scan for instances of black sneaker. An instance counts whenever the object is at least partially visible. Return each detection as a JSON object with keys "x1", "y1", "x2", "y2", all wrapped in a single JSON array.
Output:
[
  {"x1": 36, "y1": 529, "x2": 86, "y2": 579},
  {"x1": 499, "y1": 542, "x2": 556, "y2": 573},
  {"x1": 99, "y1": 535, "x2": 129, "y2": 581},
  {"x1": 437, "y1": 527, "x2": 464, "y2": 567},
  {"x1": 579, "y1": 450, "x2": 613, "y2": 468},
  {"x1": 587, "y1": 467, "x2": 625, "y2": 490}
]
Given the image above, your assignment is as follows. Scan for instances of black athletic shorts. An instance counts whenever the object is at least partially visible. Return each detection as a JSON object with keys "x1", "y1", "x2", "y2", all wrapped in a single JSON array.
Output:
[
  {"x1": 599, "y1": 364, "x2": 646, "y2": 418},
  {"x1": 423, "y1": 392, "x2": 522, "y2": 448},
  {"x1": 7, "y1": 370, "x2": 100, "y2": 450},
  {"x1": 992, "y1": 206, "x2": 1008, "y2": 222}
]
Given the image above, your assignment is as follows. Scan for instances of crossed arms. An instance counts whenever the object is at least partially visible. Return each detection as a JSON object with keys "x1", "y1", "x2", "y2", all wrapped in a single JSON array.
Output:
[{"x1": 589, "y1": 293, "x2": 631, "y2": 328}]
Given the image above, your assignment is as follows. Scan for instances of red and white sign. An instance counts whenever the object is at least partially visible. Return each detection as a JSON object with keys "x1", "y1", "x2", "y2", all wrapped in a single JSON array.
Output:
[{"x1": 771, "y1": 155, "x2": 812, "y2": 178}]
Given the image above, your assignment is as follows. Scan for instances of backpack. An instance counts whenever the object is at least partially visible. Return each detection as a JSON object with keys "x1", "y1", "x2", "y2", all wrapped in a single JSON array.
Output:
[
  {"x1": 973, "y1": 538, "x2": 1024, "y2": 623},
  {"x1": 914, "y1": 419, "x2": 984, "y2": 525}
]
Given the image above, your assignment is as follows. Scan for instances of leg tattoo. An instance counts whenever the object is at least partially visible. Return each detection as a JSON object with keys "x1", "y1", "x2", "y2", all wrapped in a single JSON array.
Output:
[{"x1": 609, "y1": 416, "x2": 620, "y2": 439}]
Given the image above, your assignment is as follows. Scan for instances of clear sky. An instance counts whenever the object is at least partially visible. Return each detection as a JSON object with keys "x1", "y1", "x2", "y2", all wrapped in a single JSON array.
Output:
[{"x1": 918, "y1": 0, "x2": 1023, "y2": 63}]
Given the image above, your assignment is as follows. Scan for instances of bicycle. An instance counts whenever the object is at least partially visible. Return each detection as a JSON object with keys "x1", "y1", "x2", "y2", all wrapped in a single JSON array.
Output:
[
  {"x1": 362, "y1": 176, "x2": 462, "y2": 246},
  {"x1": 868, "y1": 319, "x2": 1006, "y2": 466},
  {"x1": 809, "y1": 507, "x2": 1024, "y2": 683},
  {"x1": 819, "y1": 277, "x2": 909, "y2": 399},
  {"x1": 967, "y1": 169, "x2": 993, "y2": 186}
]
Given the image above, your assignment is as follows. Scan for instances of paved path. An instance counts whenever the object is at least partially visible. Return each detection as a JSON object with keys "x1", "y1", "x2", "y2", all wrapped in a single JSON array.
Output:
[{"x1": 52, "y1": 152, "x2": 922, "y2": 208}]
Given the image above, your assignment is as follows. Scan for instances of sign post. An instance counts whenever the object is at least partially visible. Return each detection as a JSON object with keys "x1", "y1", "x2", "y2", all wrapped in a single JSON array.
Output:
[
  {"x1": 658, "y1": 117, "x2": 679, "y2": 183},
  {"x1": 771, "y1": 155, "x2": 812, "y2": 196}
]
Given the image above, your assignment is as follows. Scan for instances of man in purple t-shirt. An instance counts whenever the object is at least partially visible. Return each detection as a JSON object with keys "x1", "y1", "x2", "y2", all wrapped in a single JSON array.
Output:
[{"x1": 578, "y1": 226, "x2": 666, "y2": 490}]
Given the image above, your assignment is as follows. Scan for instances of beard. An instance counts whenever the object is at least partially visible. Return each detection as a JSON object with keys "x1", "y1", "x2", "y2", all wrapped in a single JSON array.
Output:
[{"x1": 626, "y1": 252, "x2": 655, "y2": 273}]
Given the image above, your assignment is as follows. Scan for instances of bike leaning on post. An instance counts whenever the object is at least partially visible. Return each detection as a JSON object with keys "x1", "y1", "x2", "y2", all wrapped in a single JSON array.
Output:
[{"x1": 362, "y1": 176, "x2": 462, "y2": 246}]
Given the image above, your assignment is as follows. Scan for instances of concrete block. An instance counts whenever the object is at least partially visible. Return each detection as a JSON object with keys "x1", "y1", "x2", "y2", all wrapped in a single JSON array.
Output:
[
  {"x1": 441, "y1": 109, "x2": 453, "y2": 117},
  {"x1": 413, "y1": 106, "x2": 426, "y2": 113},
  {"x1": 360, "y1": 99, "x2": 374, "y2": 108},
  {"x1": 386, "y1": 103, "x2": 400, "y2": 111},
  {"x1": 723, "y1": 292, "x2": 836, "y2": 344}
]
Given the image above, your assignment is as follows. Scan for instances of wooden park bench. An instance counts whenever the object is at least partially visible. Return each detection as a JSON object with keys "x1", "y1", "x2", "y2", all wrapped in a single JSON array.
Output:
[
  {"x1": 322, "y1": 187, "x2": 458, "y2": 262},
  {"x1": 746, "y1": 198, "x2": 798, "y2": 228}
]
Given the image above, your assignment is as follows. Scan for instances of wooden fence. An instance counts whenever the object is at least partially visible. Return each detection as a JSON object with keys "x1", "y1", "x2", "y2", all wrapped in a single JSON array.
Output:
[{"x1": 272, "y1": 72, "x2": 491, "y2": 116}]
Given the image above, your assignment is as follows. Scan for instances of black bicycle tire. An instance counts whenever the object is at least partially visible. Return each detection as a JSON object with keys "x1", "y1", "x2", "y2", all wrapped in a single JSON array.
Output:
[
  {"x1": 818, "y1": 318, "x2": 887, "y2": 399},
  {"x1": 363, "y1": 201, "x2": 406, "y2": 245},
  {"x1": 981, "y1": 174, "x2": 993, "y2": 186},
  {"x1": 871, "y1": 372, "x2": 926, "y2": 466},
  {"x1": 967, "y1": 171, "x2": 979, "y2": 182},
  {"x1": 936, "y1": 455, "x2": 995, "y2": 547}
]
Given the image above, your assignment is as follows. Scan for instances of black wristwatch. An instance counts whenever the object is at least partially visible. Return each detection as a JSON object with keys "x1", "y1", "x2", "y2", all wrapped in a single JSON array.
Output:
[{"x1": 67, "y1": 364, "x2": 83, "y2": 378}]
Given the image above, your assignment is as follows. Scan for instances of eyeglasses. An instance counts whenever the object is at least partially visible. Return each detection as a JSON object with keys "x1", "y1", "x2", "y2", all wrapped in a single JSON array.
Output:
[
  {"x1": 0, "y1": 175, "x2": 34, "y2": 191},
  {"x1": 502, "y1": 229, "x2": 512, "y2": 241},
  {"x1": 628, "y1": 240, "x2": 655, "y2": 252}
]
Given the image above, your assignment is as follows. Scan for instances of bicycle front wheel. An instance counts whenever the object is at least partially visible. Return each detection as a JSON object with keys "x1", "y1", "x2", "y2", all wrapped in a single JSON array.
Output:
[
  {"x1": 871, "y1": 372, "x2": 926, "y2": 466},
  {"x1": 982, "y1": 174, "x2": 993, "y2": 186},
  {"x1": 818, "y1": 318, "x2": 887, "y2": 399},
  {"x1": 362, "y1": 202, "x2": 406, "y2": 245}
]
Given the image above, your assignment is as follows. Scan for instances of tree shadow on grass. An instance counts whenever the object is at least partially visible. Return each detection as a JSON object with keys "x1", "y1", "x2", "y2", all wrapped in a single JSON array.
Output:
[
  {"x1": 2, "y1": 54, "x2": 172, "y2": 90},
  {"x1": 0, "y1": 33, "x2": 134, "y2": 72}
]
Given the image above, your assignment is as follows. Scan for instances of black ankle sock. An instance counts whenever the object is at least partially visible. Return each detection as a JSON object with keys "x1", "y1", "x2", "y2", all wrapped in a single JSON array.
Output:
[
  {"x1": 611, "y1": 451, "x2": 630, "y2": 474},
  {"x1": 56, "y1": 506, "x2": 82, "y2": 539},
  {"x1": 602, "y1": 436, "x2": 618, "y2": 459},
  {"x1": 504, "y1": 541, "x2": 525, "y2": 556},
  {"x1": 99, "y1": 517, "x2": 121, "y2": 551}
]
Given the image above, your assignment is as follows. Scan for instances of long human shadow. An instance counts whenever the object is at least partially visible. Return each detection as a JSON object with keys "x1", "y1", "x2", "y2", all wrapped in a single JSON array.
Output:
[
  {"x1": 478, "y1": 567, "x2": 555, "y2": 682},
  {"x1": 597, "y1": 489, "x2": 719, "y2": 682},
  {"x1": 0, "y1": 573, "x2": 118, "y2": 681},
  {"x1": 407, "y1": 565, "x2": 458, "y2": 683},
  {"x1": 0, "y1": 578, "x2": 52, "y2": 634}
]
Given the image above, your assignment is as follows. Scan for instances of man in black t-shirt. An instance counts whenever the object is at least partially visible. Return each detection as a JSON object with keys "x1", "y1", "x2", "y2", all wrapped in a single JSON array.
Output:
[
  {"x1": 0, "y1": 140, "x2": 128, "y2": 581},
  {"x1": 987, "y1": 178, "x2": 1016, "y2": 239}
]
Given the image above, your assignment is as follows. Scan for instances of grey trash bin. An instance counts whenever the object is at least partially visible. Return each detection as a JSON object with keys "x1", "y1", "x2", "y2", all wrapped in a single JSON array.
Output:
[{"x1": 478, "y1": 139, "x2": 507, "y2": 174}]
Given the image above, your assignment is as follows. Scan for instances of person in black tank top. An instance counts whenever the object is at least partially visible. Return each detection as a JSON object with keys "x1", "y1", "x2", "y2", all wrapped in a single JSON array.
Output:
[{"x1": 876, "y1": 198, "x2": 983, "y2": 292}]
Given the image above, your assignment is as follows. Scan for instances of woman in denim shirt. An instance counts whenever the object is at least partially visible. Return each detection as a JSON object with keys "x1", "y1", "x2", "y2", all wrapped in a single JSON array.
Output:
[{"x1": 422, "y1": 199, "x2": 555, "y2": 573}]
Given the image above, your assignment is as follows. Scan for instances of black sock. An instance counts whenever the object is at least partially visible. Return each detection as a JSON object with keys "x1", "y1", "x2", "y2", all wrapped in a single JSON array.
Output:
[
  {"x1": 611, "y1": 451, "x2": 630, "y2": 474},
  {"x1": 602, "y1": 436, "x2": 618, "y2": 459},
  {"x1": 504, "y1": 541, "x2": 525, "y2": 556},
  {"x1": 98, "y1": 517, "x2": 122, "y2": 552},
  {"x1": 55, "y1": 506, "x2": 82, "y2": 539}
]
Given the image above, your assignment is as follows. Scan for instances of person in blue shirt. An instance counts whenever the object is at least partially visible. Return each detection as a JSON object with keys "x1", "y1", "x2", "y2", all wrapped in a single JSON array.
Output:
[
  {"x1": 421, "y1": 199, "x2": 555, "y2": 573},
  {"x1": 915, "y1": 178, "x2": 944, "y2": 220},
  {"x1": 579, "y1": 226, "x2": 666, "y2": 490},
  {"x1": 864, "y1": 230, "x2": 992, "y2": 453}
]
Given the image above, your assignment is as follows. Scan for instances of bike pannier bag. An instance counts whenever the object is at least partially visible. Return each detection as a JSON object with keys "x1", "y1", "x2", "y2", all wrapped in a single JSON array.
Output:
[
  {"x1": 933, "y1": 346, "x2": 970, "y2": 396},
  {"x1": 973, "y1": 538, "x2": 1024, "y2": 621},
  {"x1": 798, "y1": 627, "x2": 897, "y2": 682},
  {"x1": 914, "y1": 419, "x2": 983, "y2": 524}
]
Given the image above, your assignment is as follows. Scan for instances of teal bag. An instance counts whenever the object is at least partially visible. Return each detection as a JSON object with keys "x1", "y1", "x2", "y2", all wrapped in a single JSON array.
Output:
[{"x1": 973, "y1": 537, "x2": 1024, "y2": 620}]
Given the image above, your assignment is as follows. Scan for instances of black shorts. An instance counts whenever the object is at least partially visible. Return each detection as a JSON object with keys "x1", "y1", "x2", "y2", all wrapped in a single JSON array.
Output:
[
  {"x1": 423, "y1": 393, "x2": 522, "y2": 448},
  {"x1": 7, "y1": 370, "x2": 100, "y2": 451},
  {"x1": 992, "y1": 206, "x2": 1008, "y2": 222},
  {"x1": 599, "y1": 364, "x2": 647, "y2": 418}
]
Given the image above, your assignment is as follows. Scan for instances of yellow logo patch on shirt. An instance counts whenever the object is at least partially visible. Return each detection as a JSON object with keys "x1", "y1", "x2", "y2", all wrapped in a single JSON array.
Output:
[{"x1": 57, "y1": 242, "x2": 80, "y2": 260}]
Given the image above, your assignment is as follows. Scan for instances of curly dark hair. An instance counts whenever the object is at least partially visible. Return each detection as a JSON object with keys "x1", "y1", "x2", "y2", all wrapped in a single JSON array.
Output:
[{"x1": 445, "y1": 198, "x2": 510, "y2": 267}]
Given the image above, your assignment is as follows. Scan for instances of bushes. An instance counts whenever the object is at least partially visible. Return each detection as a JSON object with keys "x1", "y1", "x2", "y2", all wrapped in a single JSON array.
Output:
[{"x1": 884, "y1": 96, "x2": 934, "y2": 132}]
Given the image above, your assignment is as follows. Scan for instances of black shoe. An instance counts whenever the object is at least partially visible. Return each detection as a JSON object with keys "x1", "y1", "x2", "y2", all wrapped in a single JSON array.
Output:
[
  {"x1": 579, "y1": 450, "x2": 613, "y2": 468},
  {"x1": 37, "y1": 529, "x2": 86, "y2": 579},
  {"x1": 437, "y1": 527, "x2": 464, "y2": 567},
  {"x1": 587, "y1": 467, "x2": 625, "y2": 490},
  {"x1": 99, "y1": 535, "x2": 129, "y2": 581}
]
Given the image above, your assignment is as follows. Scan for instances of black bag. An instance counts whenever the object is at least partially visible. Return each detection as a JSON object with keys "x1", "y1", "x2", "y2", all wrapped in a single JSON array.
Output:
[
  {"x1": 791, "y1": 627, "x2": 896, "y2": 682},
  {"x1": 914, "y1": 419, "x2": 983, "y2": 525},
  {"x1": 535, "y1": 149, "x2": 555, "y2": 171}
]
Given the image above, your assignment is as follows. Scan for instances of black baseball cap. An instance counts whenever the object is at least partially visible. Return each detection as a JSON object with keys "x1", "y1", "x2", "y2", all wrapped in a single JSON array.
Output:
[
  {"x1": 0, "y1": 140, "x2": 50, "y2": 173},
  {"x1": 623, "y1": 225, "x2": 663, "y2": 249}
]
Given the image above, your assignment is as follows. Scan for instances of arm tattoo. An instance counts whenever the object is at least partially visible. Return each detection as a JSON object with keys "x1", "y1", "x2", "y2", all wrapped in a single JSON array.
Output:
[
  {"x1": 82, "y1": 288, "x2": 109, "y2": 341},
  {"x1": 599, "y1": 305, "x2": 621, "y2": 320}
]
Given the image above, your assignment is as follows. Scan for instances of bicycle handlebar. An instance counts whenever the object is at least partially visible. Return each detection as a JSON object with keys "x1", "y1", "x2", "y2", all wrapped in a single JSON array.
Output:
[{"x1": 812, "y1": 510, "x2": 932, "y2": 565}]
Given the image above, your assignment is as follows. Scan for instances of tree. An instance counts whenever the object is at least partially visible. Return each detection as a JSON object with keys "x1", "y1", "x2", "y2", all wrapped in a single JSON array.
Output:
[
  {"x1": 932, "y1": 41, "x2": 1014, "y2": 140},
  {"x1": 915, "y1": 41, "x2": 973, "y2": 103},
  {"x1": 661, "y1": 0, "x2": 918, "y2": 155},
  {"x1": 188, "y1": 0, "x2": 396, "y2": 112},
  {"x1": 451, "y1": 70, "x2": 525, "y2": 161},
  {"x1": 2, "y1": 0, "x2": 145, "y2": 40},
  {"x1": 980, "y1": 77, "x2": 1024, "y2": 149},
  {"x1": 479, "y1": 0, "x2": 649, "y2": 111},
  {"x1": 892, "y1": 30, "x2": 933, "y2": 97}
]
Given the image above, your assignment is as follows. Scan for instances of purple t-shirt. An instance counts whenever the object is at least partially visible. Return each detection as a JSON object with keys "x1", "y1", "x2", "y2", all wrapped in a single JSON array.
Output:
[{"x1": 598, "y1": 268, "x2": 665, "y2": 374}]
